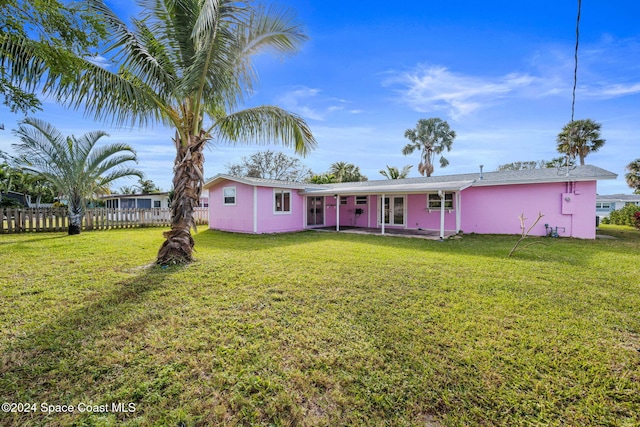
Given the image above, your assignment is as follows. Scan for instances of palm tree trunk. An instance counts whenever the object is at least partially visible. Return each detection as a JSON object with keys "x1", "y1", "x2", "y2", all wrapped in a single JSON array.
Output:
[
  {"x1": 156, "y1": 131, "x2": 206, "y2": 265},
  {"x1": 68, "y1": 193, "x2": 83, "y2": 235}
]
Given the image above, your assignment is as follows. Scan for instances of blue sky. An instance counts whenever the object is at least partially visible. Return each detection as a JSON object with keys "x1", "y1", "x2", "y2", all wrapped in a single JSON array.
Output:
[{"x1": 1, "y1": 0, "x2": 639, "y2": 194}]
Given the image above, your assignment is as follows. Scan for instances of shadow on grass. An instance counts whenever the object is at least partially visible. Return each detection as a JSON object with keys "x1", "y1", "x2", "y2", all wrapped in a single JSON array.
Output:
[
  {"x1": 0, "y1": 264, "x2": 181, "y2": 425},
  {"x1": 0, "y1": 233, "x2": 69, "y2": 245}
]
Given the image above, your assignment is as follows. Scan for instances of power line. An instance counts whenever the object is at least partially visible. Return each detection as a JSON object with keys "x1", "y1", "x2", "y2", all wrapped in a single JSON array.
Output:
[{"x1": 571, "y1": 0, "x2": 581, "y2": 123}]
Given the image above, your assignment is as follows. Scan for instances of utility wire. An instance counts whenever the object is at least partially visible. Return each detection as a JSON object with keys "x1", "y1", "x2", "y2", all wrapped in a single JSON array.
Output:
[{"x1": 571, "y1": 0, "x2": 581, "y2": 123}]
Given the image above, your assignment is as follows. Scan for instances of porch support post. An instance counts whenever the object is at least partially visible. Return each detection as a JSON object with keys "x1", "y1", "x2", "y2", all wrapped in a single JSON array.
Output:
[
  {"x1": 455, "y1": 192, "x2": 461, "y2": 233},
  {"x1": 439, "y1": 190, "x2": 445, "y2": 240},
  {"x1": 303, "y1": 196, "x2": 307, "y2": 230},
  {"x1": 336, "y1": 195, "x2": 340, "y2": 232},
  {"x1": 381, "y1": 194, "x2": 385, "y2": 235}
]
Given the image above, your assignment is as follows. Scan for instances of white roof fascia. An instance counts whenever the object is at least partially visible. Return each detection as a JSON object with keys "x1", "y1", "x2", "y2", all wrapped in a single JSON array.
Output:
[
  {"x1": 300, "y1": 180, "x2": 475, "y2": 196},
  {"x1": 470, "y1": 174, "x2": 617, "y2": 187}
]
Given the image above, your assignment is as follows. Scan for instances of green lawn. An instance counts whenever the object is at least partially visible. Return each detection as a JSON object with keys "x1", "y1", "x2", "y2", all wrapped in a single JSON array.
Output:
[{"x1": 1, "y1": 226, "x2": 639, "y2": 426}]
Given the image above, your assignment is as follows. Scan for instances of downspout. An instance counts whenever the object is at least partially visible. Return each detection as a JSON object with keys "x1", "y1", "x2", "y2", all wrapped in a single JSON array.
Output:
[
  {"x1": 456, "y1": 192, "x2": 461, "y2": 233},
  {"x1": 381, "y1": 194, "x2": 385, "y2": 235},
  {"x1": 253, "y1": 186, "x2": 258, "y2": 233},
  {"x1": 438, "y1": 190, "x2": 445, "y2": 239},
  {"x1": 335, "y1": 195, "x2": 340, "y2": 232}
]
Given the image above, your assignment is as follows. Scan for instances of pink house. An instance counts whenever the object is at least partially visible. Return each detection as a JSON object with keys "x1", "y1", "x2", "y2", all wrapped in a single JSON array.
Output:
[{"x1": 203, "y1": 165, "x2": 617, "y2": 239}]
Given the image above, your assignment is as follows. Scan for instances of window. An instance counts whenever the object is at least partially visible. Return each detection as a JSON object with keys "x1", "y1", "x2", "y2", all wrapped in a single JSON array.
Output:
[
  {"x1": 137, "y1": 198, "x2": 152, "y2": 209},
  {"x1": 355, "y1": 196, "x2": 367, "y2": 205},
  {"x1": 274, "y1": 189, "x2": 291, "y2": 213},
  {"x1": 596, "y1": 202, "x2": 611, "y2": 209},
  {"x1": 223, "y1": 187, "x2": 236, "y2": 205},
  {"x1": 428, "y1": 193, "x2": 454, "y2": 209},
  {"x1": 153, "y1": 200, "x2": 161, "y2": 208},
  {"x1": 121, "y1": 198, "x2": 136, "y2": 209},
  {"x1": 340, "y1": 196, "x2": 348, "y2": 205}
]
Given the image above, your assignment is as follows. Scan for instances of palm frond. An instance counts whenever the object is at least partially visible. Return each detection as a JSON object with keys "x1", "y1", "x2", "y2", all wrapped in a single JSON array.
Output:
[{"x1": 213, "y1": 106, "x2": 316, "y2": 156}]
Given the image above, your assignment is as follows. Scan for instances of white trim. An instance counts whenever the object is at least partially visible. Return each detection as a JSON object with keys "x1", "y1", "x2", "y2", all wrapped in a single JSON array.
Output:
[
  {"x1": 273, "y1": 188, "x2": 292, "y2": 215},
  {"x1": 253, "y1": 186, "x2": 258, "y2": 233},
  {"x1": 223, "y1": 186, "x2": 236, "y2": 206},
  {"x1": 456, "y1": 192, "x2": 461, "y2": 233}
]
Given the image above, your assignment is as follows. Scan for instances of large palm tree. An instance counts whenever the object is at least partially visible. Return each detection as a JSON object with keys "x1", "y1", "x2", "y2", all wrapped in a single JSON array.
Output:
[
  {"x1": 13, "y1": 118, "x2": 143, "y2": 234},
  {"x1": 626, "y1": 159, "x2": 640, "y2": 194},
  {"x1": 402, "y1": 118, "x2": 455, "y2": 177},
  {"x1": 2, "y1": 0, "x2": 316, "y2": 264},
  {"x1": 556, "y1": 119, "x2": 605, "y2": 166}
]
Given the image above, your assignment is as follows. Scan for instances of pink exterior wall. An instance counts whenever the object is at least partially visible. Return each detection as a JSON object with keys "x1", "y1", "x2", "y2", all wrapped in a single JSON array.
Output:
[
  {"x1": 460, "y1": 181, "x2": 597, "y2": 238},
  {"x1": 208, "y1": 181, "x2": 255, "y2": 233},
  {"x1": 255, "y1": 186, "x2": 305, "y2": 233},
  {"x1": 406, "y1": 194, "x2": 457, "y2": 230},
  {"x1": 208, "y1": 179, "x2": 304, "y2": 234},
  {"x1": 208, "y1": 179, "x2": 598, "y2": 238}
]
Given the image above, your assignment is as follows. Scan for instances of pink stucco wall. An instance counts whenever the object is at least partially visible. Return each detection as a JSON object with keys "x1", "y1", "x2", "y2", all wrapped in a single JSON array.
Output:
[
  {"x1": 255, "y1": 186, "x2": 305, "y2": 233},
  {"x1": 208, "y1": 179, "x2": 304, "y2": 234},
  {"x1": 208, "y1": 179, "x2": 598, "y2": 238},
  {"x1": 460, "y1": 181, "x2": 597, "y2": 238},
  {"x1": 208, "y1": 181, "x2": 255, "y2": 233}
]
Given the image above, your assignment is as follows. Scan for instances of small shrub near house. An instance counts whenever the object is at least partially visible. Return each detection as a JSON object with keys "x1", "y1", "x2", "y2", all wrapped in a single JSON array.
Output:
[{"x1": 605, "y1": 204, "x2": 640, "y2": 228}]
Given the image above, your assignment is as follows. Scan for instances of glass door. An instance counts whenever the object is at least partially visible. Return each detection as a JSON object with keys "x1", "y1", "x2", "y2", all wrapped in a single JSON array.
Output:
[
  {"x1": 307, "y1": 196, "x2": 324, "y2": 226},
  {"x1": 381, "y1": 196, "x2": 405, "y2": 226}
]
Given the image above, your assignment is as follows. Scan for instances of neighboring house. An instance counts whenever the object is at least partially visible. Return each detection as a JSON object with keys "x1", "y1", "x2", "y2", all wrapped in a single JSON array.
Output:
[
  {"x1": 203, "y1": 165, "x2": 617, "y2": 239},
  {"x1": 102, "y1": 192, "x2": 171, "y2": 209},
  {"x1": 596, "y1": 194, "x2": 640, "y2": 218},
  {"x1": 1, "y1": 191, "x2": 31, "y2": 207}
]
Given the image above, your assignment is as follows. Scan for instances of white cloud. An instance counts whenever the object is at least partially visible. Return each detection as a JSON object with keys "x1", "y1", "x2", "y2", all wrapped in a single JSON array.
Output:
[
  {"x1": 276, "y1": 86, "x2": 359, "y2": 121},
  {"x1": 383, "y1": 65, "x2": 540, "y2": 119}
]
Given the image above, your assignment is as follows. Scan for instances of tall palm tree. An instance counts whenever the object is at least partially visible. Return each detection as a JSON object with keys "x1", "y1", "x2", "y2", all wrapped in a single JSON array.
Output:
[
  {"x1": 13, "y1": 118, "x2": 143, "y2": 234},
  {"x1": 379, "y1": 165, "x2": 412, "y2": 179},
  {"x1": 2, "y1": 0, "x2": 316, "y2": 264},
  {"x1": 626, "y1": 159, "x2": 640, "y2": 194},
  {"x1": 402, "y1": 118, "x2": 455, "y2": 177},
  {"x1": 556, "y1": 119, "x2": 605, "y2": 166}
]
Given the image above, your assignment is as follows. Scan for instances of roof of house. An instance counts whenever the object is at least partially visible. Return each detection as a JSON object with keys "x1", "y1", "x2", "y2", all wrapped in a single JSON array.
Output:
[
  {"x1": 100, "y1": 192, "x2": 169, "y2": 199},
  {"x1": 596, "y1": 193, "x2": 640, "y2": 201},
  {"x1": 203, "y1": 165, "x2": 617, "y2": 196}
]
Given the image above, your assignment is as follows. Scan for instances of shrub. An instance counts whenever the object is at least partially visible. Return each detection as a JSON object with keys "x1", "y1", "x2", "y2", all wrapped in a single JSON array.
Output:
[{"x1": 608, "y1": 204, "x2": 640, "y2": 227}]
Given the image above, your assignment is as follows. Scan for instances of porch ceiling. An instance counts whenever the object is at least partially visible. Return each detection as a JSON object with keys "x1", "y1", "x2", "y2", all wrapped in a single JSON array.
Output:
[{"x1": 300, "y1": 180, "x2": 474, "y2": 196}]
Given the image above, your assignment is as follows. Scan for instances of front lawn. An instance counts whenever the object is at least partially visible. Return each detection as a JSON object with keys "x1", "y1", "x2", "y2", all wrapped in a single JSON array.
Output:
[{"x1": 1, "y1": 227, "x2": 639, "y2": 426}]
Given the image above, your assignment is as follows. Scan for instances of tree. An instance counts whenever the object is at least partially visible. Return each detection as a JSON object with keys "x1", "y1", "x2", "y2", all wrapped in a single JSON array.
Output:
[
  {"x1": 13, "y1": 118, "x2": 143, "y2": 235},
  {"x1": 3, "y1": 0, "x2": 316, "y2": 264},
  {"x1": 307, "y1": 173, "x2": 337, "y2": 184},
  {"x1": 0, "y1": 0, "x2": 104, "y2": 113},
  {"x1": 402, "y1": 118, "x2": 455, "y2": 177},
  {"x1": 379, "y1": 165, "x2": 412, "y2": 179},
  {"x1": 496, "y1": 160, "x2": 546, "y2": 171},
  {"x1": 226, "y1": 150, "x2": 312, "y2": 181},
  {"x1": 556, "y1": 119, "x2": 605, "y2": 166},
  {"x1": 545, "y1": 156, "x2": 576, "y2": 169},
  {"x1": 328, "y1": 161, "x2": 367, "y2": 182},
  {"x1": 626, "y1": 159, "x2": 640, "y2": 194},
  {"x1": 135, "y1": 178, "x2": 161, "y2": 194}
]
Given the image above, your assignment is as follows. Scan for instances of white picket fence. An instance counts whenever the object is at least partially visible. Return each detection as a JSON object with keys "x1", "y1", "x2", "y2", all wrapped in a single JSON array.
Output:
[{"x1": 0, "y1": 207, "x2": 208, "y2": 233}]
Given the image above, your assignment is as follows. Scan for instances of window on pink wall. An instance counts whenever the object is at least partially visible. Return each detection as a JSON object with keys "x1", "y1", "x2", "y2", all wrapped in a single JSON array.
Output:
[
  {"x1": 223, "y1": 187, "x2": 236, "y2": 205},
  {"x1": 428, "y1": 193, "x2": 453, "y2": 209},
  {"x1": 274, "y1": 189, "x2": 291, "y2": 213}
]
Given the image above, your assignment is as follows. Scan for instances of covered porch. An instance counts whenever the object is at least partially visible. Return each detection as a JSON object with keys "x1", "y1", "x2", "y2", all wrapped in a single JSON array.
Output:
[
  {"x1": 311, "y1": 225, "x2": 458, "y2": 240},
  {"x1": 302, "y1": 180, "x2": 473, "y2": 239}
]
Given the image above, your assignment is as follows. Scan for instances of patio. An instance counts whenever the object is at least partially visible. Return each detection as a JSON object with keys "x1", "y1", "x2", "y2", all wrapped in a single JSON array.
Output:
[{"x1": 311, "y1": 226, "x2": 458, "y2": 240}]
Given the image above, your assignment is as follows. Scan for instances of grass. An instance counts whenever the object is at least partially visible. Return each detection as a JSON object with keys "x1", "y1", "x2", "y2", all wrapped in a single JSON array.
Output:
[{"x1": 1, "y1": 225, "x2": 639, "y2": 426}]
